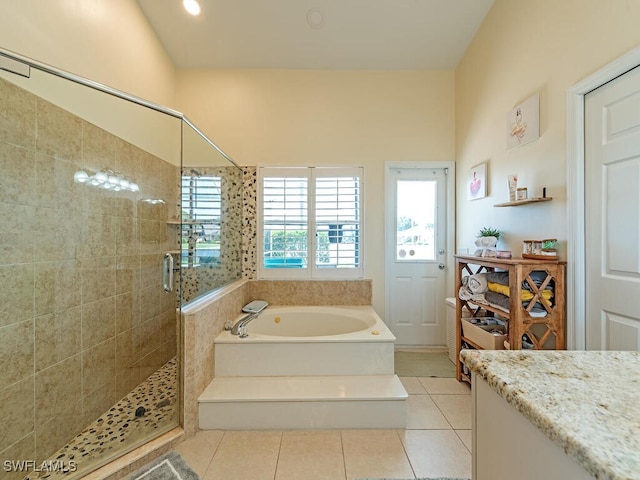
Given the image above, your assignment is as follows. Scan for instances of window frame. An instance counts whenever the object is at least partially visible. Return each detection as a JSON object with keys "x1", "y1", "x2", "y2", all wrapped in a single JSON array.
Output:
[{"x1": 257, "y1": 166, "x2": 364, "y2": 280}]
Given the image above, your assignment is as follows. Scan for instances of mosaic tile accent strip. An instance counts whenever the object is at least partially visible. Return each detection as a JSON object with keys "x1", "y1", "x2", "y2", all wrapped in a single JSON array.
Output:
[
  {"x1": 242, "y1": 167, "x2": 257, "y2": 280},
  {"x1": 24, "y1": 359, "x2": 178, "y2": 480}
]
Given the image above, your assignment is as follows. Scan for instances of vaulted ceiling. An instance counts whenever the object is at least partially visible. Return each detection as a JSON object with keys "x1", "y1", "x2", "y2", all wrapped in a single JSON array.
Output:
[{"x1": 136, "y1": 0, "x2": 494, "y2": 70}]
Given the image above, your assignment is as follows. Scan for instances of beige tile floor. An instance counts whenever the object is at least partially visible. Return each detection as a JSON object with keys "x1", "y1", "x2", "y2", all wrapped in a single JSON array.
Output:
[{"x1": 175, "y1": 377, "x2": 472, "y2": 480}]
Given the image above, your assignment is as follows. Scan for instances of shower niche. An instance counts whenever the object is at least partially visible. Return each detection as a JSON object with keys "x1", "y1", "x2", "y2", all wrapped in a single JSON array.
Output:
[{"x1": 0, "y1": 50, "x2": 242, "y2": 480}]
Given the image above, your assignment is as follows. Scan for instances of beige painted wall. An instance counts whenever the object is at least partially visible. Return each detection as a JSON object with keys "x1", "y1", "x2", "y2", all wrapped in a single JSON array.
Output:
[
  {"x1": 455, "y1": 0, "x2": 640, "y2": 257},
  {"x1": 176, "y1": 69, "x2": 456, "y2": 316},
  {"x1": 0, "y1": 0, "x2": 176, "y2": 107}
]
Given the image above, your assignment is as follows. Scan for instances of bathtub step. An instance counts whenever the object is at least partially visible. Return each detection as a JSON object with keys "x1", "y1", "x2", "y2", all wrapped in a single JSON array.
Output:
[{"x1": 198, "y1": 375, "x2": 408, "y2": 430}]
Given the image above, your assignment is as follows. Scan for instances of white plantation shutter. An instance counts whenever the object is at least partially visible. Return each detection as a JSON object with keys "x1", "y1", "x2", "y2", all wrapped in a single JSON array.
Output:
[
  {"x1": 258, "y1": 166, "x2": 363, "y2": 279},
  {"x1": 314, "y1": 168, "x2": 361, "y2": 272},
  {"x1": 181, "y1": 175, "x2": 222, "y2": 266},
  {"x1": 262, "y1": 173, "x2": 308, "y2": 268}
]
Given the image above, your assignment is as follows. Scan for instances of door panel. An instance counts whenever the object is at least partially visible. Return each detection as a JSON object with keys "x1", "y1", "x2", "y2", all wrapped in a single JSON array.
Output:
[
  {"x1": 585, "y1": 65, "x2": 640, "y2": 350},
  {"x1": 386, "y1": 167, "x2": 447, "y2": 346}
]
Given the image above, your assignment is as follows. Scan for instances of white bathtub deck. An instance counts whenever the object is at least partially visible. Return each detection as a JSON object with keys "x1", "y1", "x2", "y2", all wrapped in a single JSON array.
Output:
[{"x1": 198, "y1": 375, "x2": 408, "y2": 430}]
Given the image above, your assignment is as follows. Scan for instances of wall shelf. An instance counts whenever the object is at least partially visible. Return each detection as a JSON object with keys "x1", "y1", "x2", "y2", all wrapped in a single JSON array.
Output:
[{"x1": 494, "y1": 197, "x2": 552, "y2": 207}]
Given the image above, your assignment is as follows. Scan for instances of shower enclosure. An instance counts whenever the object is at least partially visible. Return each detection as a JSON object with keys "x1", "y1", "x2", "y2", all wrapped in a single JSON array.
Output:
[{"x1": 0, "y1": 50, "x2": 242, "y2": 479}]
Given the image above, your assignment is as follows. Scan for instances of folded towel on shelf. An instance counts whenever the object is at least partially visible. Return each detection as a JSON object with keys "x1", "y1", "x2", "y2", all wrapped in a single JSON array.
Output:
[
  {"x1": 459, "y1": 286, "x2": 489, "y2": 305},
  {"x1": 486, "y1": 271, "x2": 509, "y2": 286},
  {"x1": 463, "y1": 273, "x2": 488, "y2": 293},
  {"x1": 487, "y1": 270, "x2": 554, "y2": 292},
  {"x1": 487, "y1": 281, "x2": 554, "y2": 304},
  {"x1": 459, "y1": 274, "x2": 489, "y2": 305},
  {"x1": 485, "y1": 291, "x2": 549, "y2": 317}
]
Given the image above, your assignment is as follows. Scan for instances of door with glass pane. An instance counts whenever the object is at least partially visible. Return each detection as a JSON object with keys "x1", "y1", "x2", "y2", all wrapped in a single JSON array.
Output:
[{"x1": 386, "y1": 167, "x2": 447, "y2": 346}]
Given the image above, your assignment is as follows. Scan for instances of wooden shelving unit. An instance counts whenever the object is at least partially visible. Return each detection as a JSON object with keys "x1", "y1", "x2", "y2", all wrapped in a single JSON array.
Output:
[
  {"x1": 494, "y1": 197, "x2": 552, "y2": 207},
  {"x1": 455, "y1": 255, "x2": 566, "y2": 383}
]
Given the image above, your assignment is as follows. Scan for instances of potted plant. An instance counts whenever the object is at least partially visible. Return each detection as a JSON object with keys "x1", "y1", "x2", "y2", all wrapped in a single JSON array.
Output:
[{"x1": 474, "y1": 227, "x2": 502, "y2": 257}]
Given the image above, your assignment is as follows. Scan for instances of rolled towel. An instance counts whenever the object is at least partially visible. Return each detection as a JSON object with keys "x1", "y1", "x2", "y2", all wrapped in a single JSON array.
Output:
[
  {"x1": 459, "y1": 284, "x2": 489, "y2": 305},
  {"x1": 467, "y1": 273, "x2": 487, "y2": 294}
]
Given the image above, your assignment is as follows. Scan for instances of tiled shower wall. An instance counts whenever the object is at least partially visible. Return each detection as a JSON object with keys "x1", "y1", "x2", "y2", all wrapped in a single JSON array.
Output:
[{"x1": 0, "y1": 76, "x2": 179, "y2": 471}]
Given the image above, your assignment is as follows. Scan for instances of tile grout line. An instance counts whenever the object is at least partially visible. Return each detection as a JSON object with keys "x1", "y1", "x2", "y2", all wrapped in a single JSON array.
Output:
[
  {"x1": 339, "y1": 431, "x2": 348, "y2": 480},
  {"x1": 395, "y1": 428, "x2": 418, "y2": 480},
  {"x1": 201, "y1": 430, "x2": 225, "y2": 479},
  {"x1": 272, "y1": 431, "x2": 284, "y2": 480}
]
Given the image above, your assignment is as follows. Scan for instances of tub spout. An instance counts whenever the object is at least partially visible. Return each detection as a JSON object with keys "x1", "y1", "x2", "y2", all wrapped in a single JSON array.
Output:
[{"x1": 230, "y1": 312, "x2": 260, "y2": 336}]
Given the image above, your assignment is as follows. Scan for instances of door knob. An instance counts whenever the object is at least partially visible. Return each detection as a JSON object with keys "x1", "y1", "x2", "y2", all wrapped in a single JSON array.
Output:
[{"x1": 438, "y1": 263, "x2": 445, "y2": 270}]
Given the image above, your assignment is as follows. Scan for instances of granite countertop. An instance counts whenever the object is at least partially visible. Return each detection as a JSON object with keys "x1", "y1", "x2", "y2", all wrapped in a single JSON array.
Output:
[{"x1": 461, "y1": 350, "x2": 640, "y2": 480}]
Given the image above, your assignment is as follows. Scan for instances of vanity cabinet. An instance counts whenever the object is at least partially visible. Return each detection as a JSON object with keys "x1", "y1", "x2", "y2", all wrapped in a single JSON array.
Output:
[{"x1": 454, "y1": 255, "x2": 566, "y2": 383}]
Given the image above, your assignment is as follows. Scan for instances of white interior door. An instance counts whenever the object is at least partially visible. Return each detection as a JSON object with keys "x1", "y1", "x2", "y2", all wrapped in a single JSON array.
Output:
[
  {"x1": 385, "y1": 166, "x2": 447, "y2": 346},
  {"x1": 585, "y1": 65, "x2": 640, "y2": 350}
]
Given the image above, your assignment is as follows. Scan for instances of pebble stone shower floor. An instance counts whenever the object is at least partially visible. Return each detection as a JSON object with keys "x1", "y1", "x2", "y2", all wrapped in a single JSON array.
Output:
[{"x1": 24, "y1": 358, "x2": 178, "y2": 480}]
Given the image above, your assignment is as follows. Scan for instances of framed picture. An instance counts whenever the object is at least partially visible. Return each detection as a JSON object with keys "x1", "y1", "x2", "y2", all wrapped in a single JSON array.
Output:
[
  {"x1": 506, "y1": 93, "x2": 540, "y2": 150},
  {"x1": 468, "y1": 162, "x2": 487, "y2": 200}
]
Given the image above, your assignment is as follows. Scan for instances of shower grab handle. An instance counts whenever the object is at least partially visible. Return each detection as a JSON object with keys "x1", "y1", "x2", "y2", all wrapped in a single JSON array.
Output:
[{"x1": 163, "y1": 252, "x2": 174, "y2": 293}]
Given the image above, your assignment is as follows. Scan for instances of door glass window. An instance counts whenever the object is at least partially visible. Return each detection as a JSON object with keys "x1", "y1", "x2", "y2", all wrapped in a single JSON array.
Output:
[{"x1": 395, "y1": 180, "x2": 436, "y2": 261}]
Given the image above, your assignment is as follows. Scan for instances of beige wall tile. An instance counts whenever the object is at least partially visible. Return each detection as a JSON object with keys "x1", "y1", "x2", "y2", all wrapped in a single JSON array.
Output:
[
  {"x1": 36, "y1": 99, "x2": 82, "y2": 162},
  {"x1": 81, "y1": 256, "x2": 116, "y2": 304},
  {"x1": 82, "y1": 377, "x2": 117, "y2": 428},
  {"x1": 0, "y1": 320, "x2": 34, "y2": 389},
  {"x1": 34, "y1": 206, "x2": 80, "y2": 262},
  {"x1": 0, "y1": 264, "x2": 34, "y2": 327},
  {"x1": 35, "y1": 398, "x2": 85, "y2": 461},
  {"x1": 82, "y1": 297, "x2": 116, "y2": 350},
  {"x1": 34, "y1": 152, "x2": 76, "y2": 212},
  {"x1": 115, "y1": 218, "x2": 139, "y2": 257},
  {"x1": 247, "y1": 280, "x2": 372, "y2": 305},
  {"x1": 35, "y1": 354, "x2": 81, "y2": 424},
  {"x1": 0, "y1": 202, "x2": 35, "y2": 265},
  {"x1": 140, "y1": 285, "x2": 161, "y2": 322},
  {"x1": 115, "y1": 291, "x2": 137, "y2": 334},
  {"x1": 35, "y1": 307, "x2": 82, "y2": 372},
  {"x1": 0, "y1": 376, "x2": 34, "y2": 452},
  {"x1": 78, "y1": 213, "x2": 116, "y2": 259},
  {"x1": 0, "y1": 432, "x2": 36, "y2": 480},
  {"x1": 0, "y1": 78, "x2": 36, "y2": 149},
  {"x1": 82, "y1": 121, "x2": 116, "y2": 172},
  {"x1": 82, "y1": 338, "x2": 116, "y2": 396},
  {"x1": 34, "y1": 260, "x2": 81, "y2": 317},
  {"x1": 0, "y1": 141, "x2": 36, "y2": 206}
]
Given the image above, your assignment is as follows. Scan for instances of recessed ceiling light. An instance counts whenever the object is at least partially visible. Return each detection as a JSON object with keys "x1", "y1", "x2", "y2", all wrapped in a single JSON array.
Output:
[{"x1": 183, "y1": 0, "x2": 201, "y2": 16}]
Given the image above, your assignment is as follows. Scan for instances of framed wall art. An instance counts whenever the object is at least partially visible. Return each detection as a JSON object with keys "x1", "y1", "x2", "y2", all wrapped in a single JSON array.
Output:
[
  {"x1": 507, "y1": 93, "x2": 540, "y2": 150},
  {"x1": 468, "y1": 162, "x2": 487, "y2": 200}
]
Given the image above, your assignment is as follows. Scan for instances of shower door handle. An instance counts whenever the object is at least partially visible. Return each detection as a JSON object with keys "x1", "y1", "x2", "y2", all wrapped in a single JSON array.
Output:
[{"x1": 163, "y1": 253, "x2": 174, "y2": 293}]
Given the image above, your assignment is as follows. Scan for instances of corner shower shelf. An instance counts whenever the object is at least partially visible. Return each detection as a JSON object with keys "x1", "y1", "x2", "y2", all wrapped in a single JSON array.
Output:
[
  {"x1": 166, "y1": 220, "x2": 217, "y2": 225},
  {"x1": 494, "y1": 197, "x2": 552, "y2": 207}
]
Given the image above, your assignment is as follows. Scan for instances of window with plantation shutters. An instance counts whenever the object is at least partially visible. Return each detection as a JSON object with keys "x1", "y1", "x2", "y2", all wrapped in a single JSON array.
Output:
[
  {"x1": 258, "y1": 167, "x2": 364, "y2": 279},
  {"x1": 181, "y1": 175, "x2": 222, "y2": 267}
]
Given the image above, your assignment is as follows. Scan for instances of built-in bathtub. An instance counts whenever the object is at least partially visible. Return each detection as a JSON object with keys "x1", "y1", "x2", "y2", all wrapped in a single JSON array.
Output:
[
  {"x1": 214, "y1": 305, "x2": 396, "y2": 376},
  {"x1": 201, "y1": 305, "x2": 407, "y2": 429}
]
